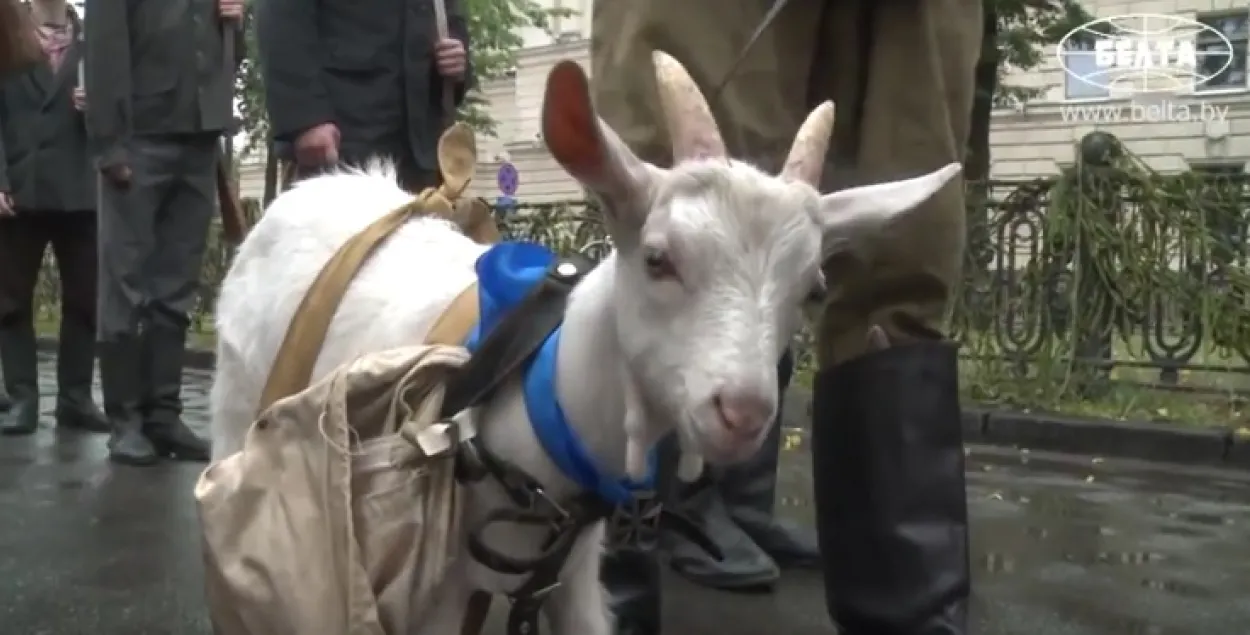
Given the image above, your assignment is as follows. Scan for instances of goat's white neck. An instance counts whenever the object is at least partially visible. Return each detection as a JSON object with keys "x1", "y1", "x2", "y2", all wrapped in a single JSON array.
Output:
[{"x1": 552, "y1": 254, "x2": 647, "y2": 481}]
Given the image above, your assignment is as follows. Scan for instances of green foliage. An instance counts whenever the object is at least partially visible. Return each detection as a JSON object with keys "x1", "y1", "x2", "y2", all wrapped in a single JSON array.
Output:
[
  {"x1": 232, "y1": 0, "x2": 573, "y2": 155},
  {"x1": 951, "y1": 142, "x2": 1249, "y2": 426},
  {"x1": 991, "y1": 0, "x2": 1095, "y2": 107}
]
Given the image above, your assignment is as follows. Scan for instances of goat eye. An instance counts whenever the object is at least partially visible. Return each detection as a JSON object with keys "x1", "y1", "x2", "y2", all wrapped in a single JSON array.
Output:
[{"x1": 642, "y1": 247, "x2": 677, "y2": 280}]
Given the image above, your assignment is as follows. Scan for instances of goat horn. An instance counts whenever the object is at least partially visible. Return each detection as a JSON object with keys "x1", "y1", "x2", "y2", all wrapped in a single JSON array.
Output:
[
  {"x1": 651, "y1": 51, "x2": 727, "y2": 162},
  {"x1": 780, "y1": 101, "x2": 835, "y2": 187}
]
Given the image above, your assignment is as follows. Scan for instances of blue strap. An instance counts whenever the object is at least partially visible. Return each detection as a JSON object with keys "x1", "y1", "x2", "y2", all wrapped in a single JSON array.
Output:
[{"x1": 465, "y1": 243, "x2": 656, "y2": 507}]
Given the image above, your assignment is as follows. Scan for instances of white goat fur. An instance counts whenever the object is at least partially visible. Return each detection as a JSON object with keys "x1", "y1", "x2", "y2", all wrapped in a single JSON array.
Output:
[{"x1": 209, "y1": 55, "x2": 960, "y2": 635}]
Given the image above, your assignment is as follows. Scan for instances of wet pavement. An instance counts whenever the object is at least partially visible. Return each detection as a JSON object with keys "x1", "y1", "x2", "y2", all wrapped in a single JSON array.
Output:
[{"x1": 1, "y1": 353, "x2": 1249, "y2": 634}]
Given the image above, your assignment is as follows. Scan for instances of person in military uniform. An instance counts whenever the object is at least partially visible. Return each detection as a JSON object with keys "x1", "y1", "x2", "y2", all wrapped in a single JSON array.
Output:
[
  {"x1": 257, "y1": 0, "x2": 472, "y2": 194},
  {"x1": 0, "y1": 0, "x2": 108, "y2": 437},
  {"x1": 84, "y1": 0, "x2": 245, "y2": 466},
  {"x1": 591, "y1": 1, "x2": 981, "y2": 633}
]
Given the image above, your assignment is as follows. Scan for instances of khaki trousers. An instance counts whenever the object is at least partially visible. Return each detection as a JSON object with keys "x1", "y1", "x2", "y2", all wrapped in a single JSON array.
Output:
[{"x1": 590, "y1": 0, "x2": 983, "y2": 365}]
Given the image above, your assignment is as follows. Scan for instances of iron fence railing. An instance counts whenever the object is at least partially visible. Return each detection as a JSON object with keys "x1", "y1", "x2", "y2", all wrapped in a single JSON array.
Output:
[{"x1": 29, "y1": 177, "x2": 1250, "y2": 395}]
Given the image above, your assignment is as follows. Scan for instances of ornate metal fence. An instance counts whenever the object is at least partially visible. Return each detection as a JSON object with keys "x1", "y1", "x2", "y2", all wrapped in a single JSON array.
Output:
[{"x1": 31, "y1": 174, "x2": 1250, "y2": 400}]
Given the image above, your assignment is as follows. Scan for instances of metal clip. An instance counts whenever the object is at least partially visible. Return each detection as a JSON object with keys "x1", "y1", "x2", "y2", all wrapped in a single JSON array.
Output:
[{"x1": 414, "y1": 420, "x2": 459, "y2": 457}]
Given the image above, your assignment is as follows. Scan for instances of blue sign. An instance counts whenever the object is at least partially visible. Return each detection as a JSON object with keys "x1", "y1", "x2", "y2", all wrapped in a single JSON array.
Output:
[
  {"x1": 497, "y1": 162, "x2": 519, "y2": 196},
  {"x1": 495, "y1": 195, "x2": 517, "y2": 217}
]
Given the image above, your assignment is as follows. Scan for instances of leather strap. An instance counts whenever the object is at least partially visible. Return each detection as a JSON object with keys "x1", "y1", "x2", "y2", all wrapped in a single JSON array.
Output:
[
  {"x1": 460, "y1": 591, "x2": 493, "y2": 635},
  {"x1": 258, "y1": 202, "x2": 430, "y2": 413}
]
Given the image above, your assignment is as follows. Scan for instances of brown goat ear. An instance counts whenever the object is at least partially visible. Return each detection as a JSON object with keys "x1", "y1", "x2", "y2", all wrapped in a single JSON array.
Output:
[{"x1": 541, "y1": 60, "x2": 660, "y2": 240}]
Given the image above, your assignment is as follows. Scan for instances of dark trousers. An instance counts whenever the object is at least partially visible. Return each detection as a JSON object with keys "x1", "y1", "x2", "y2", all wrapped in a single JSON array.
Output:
[
  {"x1": 97, "y1": 133, "x2": 218, "y2": 339},
  {"x1": 0, "y1": 211, "x2": 98, "y2": 333}
]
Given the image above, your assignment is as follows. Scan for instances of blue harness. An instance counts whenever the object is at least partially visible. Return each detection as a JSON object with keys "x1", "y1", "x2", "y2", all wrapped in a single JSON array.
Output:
[{"x1": 463, "y1": 242, "x2": 656, "y2": 507}]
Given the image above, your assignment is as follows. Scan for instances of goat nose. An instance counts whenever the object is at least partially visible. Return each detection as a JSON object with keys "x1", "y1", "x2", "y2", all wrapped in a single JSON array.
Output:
[{"x1": 713, "y1": 391, "x2": 774, "y2": 437}]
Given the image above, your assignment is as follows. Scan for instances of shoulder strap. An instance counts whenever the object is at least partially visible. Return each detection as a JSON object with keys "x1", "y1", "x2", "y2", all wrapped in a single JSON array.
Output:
[
  {"x1": 257, "y1": 204, "x2": 424, "y2": 413},
  {"x1": 439, "y1": 255, "x2": 590, "y2": 418}
]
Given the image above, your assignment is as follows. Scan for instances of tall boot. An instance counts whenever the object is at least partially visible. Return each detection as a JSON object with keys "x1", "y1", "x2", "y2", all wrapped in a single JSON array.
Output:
[
  {"x1": 720, "y1": 349, "x2": 819, "y2": 568},
  {"x1": 0, "y1": 387, "x2": 11, "y2": 411},
  {"x1": 54, "y1": 318, "x2": 109, "y2": 433},
  {"x1": 99, "y1": 336, "x2": 158, "y2": 465},
  {"x1": 663, "y1": 434, "x2": 779, "y2": 592},
  {"x1": 142, "y1": 325, "x2": 209, "y2": 461},
  {"x1": 812, "y1": 337, "x2": 970, "y2": 635},
  {"x1": 0, "y1": 323, "x2": 40, "y2": 436},
  {"x1": 602, "y1": 546, "x2": 662, "y2": 635}
]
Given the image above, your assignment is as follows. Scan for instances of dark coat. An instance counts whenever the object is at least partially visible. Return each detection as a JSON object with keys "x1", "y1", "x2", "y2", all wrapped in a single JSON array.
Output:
[
  {"x1": 258, "y1": 0, "x2": 473, "y2": 172},
  {"x1": 0, "y1": 9, "x2": 94, "y2": 212},
  {"x1": 83, "y1": 0, "x2": 245, "y2": 169}
]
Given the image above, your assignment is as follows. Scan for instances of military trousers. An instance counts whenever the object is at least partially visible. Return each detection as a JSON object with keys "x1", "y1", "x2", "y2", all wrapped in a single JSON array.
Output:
[
  {"x1": 96, "y1": 133, "x2": 219, "y2": 340},
  {"x1": 591, "y1": 0, "x2": 982, "y2": 365}
]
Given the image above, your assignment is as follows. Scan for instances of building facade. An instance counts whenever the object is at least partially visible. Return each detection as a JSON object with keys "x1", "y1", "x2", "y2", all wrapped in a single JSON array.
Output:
[{"x1": 466, "y1": 0, "x2": 1250, "y2": 204}]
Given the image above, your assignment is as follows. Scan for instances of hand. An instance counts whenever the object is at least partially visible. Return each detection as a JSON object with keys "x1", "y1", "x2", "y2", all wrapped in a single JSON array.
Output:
[
  {"x1": 294, "y1": 122, "x2": 340, "y2": 168},
  {"x1": 101, "y1": 164, "x2": 132, "y2": 188},
  {"x1": 0, "y1": 192, "x2": 13, "y2": 217},
  {"x1": 72, "y1": 87, "x2": 86, "y2": 111},
  {"x1": 218, "y1": 0, "x2": 244, "y2": 20},
  {"x1": 434, "y1": 38, "x2": 466, "y2": 80}
]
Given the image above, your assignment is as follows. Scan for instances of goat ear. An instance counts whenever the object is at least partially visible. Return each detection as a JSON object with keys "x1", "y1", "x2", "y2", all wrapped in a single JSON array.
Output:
[
  {"x1": 814, "y1": 163, "x2": 962, "y2": 256},
  {"x1": 542, "y1": 60, "x2": 657, "y2": 238}
]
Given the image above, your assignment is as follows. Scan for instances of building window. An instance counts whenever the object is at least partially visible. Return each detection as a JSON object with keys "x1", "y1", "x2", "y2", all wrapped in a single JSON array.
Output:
[
  {"x1": 1196, "y1": 13, "x2": 1248, "y2": 92},
  {"x1": 1062, "y1": 36, "x2": 1112, "y2": 100}
]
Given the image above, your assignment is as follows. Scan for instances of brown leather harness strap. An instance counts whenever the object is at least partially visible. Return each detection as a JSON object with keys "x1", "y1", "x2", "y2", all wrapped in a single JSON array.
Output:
[
  {"x1": 460, "y1": 591, "x2": 494, "y2": 635},
  {"x1": 258, "y1": 201, "x2": 436, "y2": 412}
]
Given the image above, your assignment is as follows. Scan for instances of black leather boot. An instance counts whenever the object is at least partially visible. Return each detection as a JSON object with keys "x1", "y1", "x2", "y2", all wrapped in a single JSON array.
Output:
[
  {"x1": 603, "y1": 545, "x2": 662, "y2": 635},
  {"x1": 664, "y1": 433, "x2": 778, "y2": 592},
  {"x1": 100, "y1": 337, "x2": 159, "y2": 466},
  {"x1": 0, "y1": 323, "x2": 40, "y2": 436},
  {"x1": 142, "y1": 326, "x2": 209, "y2": 462},
  {"x1": 0, "y1": 389, "x2": 11, "y2": 412},
  {"x1": 720, "y1": 349, "x2": 819, "y2": 568},
  {"x1": 812, "y1": 338, "x2": 970, "y2": 635},
  {"x1": 54, "y1": 317, "x2": 109, "y2": 433}
]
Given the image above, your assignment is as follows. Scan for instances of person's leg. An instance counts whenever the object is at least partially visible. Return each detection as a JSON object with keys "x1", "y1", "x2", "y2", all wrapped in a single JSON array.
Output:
[
  {"x1": 98, "y1": 137, "x2": 169, "y2": 465},
  {"x1": 49, "y1": 210, "x2": 108, "y2": 432},
  {"x1": 591, "y1": 0, "x2": 824, "y2": 601},
  {"x1": 807, "y1": 0, "x2": 981, "y2": 632},
  {"x1": 141, "y1": 133, "x2": 217, "y2": 462},
  {"x1": 0, "y1": 213, "x2": 51, "y2": 435},
  {"x1": 717, "y1": 348, "x2": 818, "y2": 567}
]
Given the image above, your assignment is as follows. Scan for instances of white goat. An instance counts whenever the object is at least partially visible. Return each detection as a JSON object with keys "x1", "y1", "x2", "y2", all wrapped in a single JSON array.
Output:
[{"x1": 208, "y1": 53, "x2": 960, "y2": 635}]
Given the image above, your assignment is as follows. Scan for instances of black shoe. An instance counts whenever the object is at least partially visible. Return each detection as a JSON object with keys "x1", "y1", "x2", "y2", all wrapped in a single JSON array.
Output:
[
  {"x1": 0, "y1": 391, "x2": 11, "y2": 412},
  {"x1": 99, "y1": 338, "x2": 159, "y2": 466},
  {"x1": 142, "y1": 325, "x2": 209, "y2": 462},
  {"x1": 54, "y1": 317, "x2": 109, "y2": 433},
  {"x1": 144, "y1": 418, "x2": 210, "y2": 461},
  {"x1": 721, "y1": 349, "x2": 820, "y2": 569},
  {"x1": 56, "y1": 400, "x2": 110, "y2": 433},
  {"x1": 812, "y1": 337, "x2": 970, "y2": 635},
  {"x1": 603, "y1": 545, "x2": 661, "y2": 635},
  {"x1": 0, "y1": 324, "x2": 41, "y2": 436}
]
